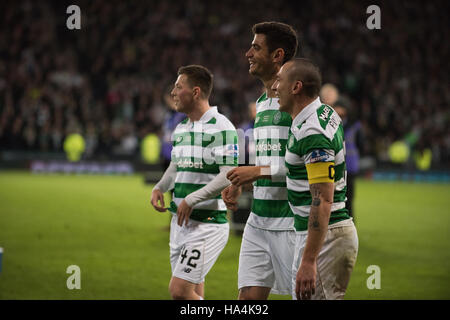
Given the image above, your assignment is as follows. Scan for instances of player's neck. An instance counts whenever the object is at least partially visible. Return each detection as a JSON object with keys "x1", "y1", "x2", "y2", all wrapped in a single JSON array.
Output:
[
  {"x1": 290, "y1": 96, "x2": 317, "y2": 119},
  {"x1": 262, "y1": 78, "x2": 277, "y2": 99},
  {"x1": 260, "y1": 68, "x2": 279, "y2": 99},
  {"x1": 187, "y1": 100, "x2": 211, "y2": 122}
]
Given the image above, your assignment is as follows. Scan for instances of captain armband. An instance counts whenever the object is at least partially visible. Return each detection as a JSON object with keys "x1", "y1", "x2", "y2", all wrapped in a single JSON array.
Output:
[{"x1": 305, "y1": 162, "x2": 335, "y2": 184}]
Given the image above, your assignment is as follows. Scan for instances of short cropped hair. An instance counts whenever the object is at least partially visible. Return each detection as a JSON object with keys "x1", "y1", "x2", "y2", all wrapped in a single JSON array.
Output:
[
  {"x1": 177, "y1": 65, "x2": 214, "y2": 99},
  {"x1": 252, "y1": 22, "x2": 298, "y2": 64},
  {"x1": 289, "y1": 58, "x2": 322, "y2": 98}
]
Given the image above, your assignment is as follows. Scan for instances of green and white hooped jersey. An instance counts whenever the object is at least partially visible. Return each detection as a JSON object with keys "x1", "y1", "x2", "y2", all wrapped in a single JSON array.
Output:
[
  {"x1": 247, "y1": 93, "x2": 294, "y2": 231},
  {"x1": 169, "y1": 107, "x2": 238, "y2": 224},
  {"x1": 285, "y1": 98, "x2": 351, "y2": 232}
]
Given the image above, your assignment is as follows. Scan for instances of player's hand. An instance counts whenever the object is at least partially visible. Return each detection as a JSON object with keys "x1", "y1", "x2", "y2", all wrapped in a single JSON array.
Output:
[
  {"x1": 151, "y1": 189, "x2": 167, "y2": 212},
  {"x1": 177, "y1": 199, "x2": 193, "y2": 227},
  {"x1": 295, "y1": 260, "x2": 317, "y2": 300},
  {"x1": 227, "y1": 166, "x2": 260, "y2": 186},
  {"x1": 221, "y1": 184, "x2": 242, "y2": 212}
]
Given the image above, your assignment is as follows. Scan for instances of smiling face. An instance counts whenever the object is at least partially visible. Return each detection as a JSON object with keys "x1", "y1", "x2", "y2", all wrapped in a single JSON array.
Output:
[
  {"x1": 245, "y1": 34, "x2": 277, "y2": 80},
  {"x1": 170, "y1": 74, "x2": 194, "y2": 114},
  {"x1": 271, "y1": 61, "x2": 295, "y2": 113}
]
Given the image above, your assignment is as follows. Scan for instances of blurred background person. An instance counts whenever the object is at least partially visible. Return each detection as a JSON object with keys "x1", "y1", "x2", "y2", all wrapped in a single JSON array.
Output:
[
  {"x1": 238, "y1": 101, "x2": 257, "y2": 166},
  {"x1": 334, "y1": 96, "x2": 364, "y2": 223},
  {"x1": 159, "y1": 88, "x2": 186, "y2": 231},
  {"x1": 0, "y1": 1, "x2": 447, "y2": 173},
  {"x1": 319, "y1": 83, "x2": 339, "y2": 106},
  {"x1": 161, "y1": 88, "x2": 186, "y2": 171}
]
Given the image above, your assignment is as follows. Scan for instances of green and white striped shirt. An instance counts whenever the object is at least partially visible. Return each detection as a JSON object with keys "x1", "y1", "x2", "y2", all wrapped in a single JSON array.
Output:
[
  {"x1": 285, "y1": 97, "x2": 350, "y2": 232},
  {"x1": 169, "y1": 107, "x2": 238, "y2": 224},
  {"x1": 247, "y1": 93, "x2": 294, "y2": 230}
]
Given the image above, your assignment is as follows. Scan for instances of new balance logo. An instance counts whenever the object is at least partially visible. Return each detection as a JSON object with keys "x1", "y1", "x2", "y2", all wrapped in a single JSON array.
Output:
[{"x1": 183, "y1": 268, "x2": 192, "y2": 273}]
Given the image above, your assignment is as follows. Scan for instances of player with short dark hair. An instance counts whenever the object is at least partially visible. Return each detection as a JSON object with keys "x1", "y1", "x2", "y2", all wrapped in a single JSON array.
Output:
[
  {"x1": 272, "y1": 58, "x2": 358, "y2": 300},
  {"x1": 222, "y1": 21, "x2": 299, "y2": 300},
  {"x1": 151, "y1": 64, "x2": 238, "y2": 300},
  {"x1": 252, "y1": 22, "x2": 298, "y2": 64},
  {"x1": 177, "y1": 65, "x2": 214, "y2": 100}
]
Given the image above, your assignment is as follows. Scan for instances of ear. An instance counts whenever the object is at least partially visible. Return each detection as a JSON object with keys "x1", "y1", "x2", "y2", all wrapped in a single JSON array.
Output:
[
  {"x1": 192, "y1": 86, "x2": 201, "y2": 99},
  {"x1": 272, "y1": 48, "x2": 285, "y2": 64},
  {"x1": 292, "y1": 80, "x2": 303, "y2": 95}
]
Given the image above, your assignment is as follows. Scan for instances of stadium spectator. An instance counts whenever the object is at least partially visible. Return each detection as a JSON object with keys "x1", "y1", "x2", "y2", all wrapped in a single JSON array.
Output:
[
  {"x1": 0, "y1": 1, "x2": 447, "y2": 169},
  {"x1": 319, "y1": 83, "x2": 339, "y2": 106},
  {"x1": 238, "y1": 101, "x2": 257, "y2": 165},
  {"x1": 160, "y1": 90, "x2": 186, "y2": 170},
  {"x1": 334, "y1": 96, "x2": 364, "y2": 222}
]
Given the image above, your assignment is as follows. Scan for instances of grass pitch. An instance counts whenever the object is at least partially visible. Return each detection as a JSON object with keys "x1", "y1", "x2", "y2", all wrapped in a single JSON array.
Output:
[{"x1": 0, "y1": 171, "x2": 449, "y2": 299}]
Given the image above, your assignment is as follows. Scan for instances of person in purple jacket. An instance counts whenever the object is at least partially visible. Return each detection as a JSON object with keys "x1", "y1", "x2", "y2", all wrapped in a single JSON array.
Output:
[
  {"x1": 161, "y1": 92, "x2": 186, "y2": 171},
  {"x1": 159, "y1": 91, "x2": 187, "y2": 232},
  {"x1": 334, "y1": 97, "x2": 364, "y2": 223}
]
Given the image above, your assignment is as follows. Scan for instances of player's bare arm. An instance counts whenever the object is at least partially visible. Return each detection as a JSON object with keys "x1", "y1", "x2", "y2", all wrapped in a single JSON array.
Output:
[
  {"x1": 226, "y1": 166, "x2": 271, "y2": 186},
  {"x1": 295, "y1": 182, "x2": 333, "y2": 300}
]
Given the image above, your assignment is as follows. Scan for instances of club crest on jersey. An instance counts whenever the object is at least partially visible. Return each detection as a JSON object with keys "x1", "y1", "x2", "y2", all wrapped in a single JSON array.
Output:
[
  {"x1": 307, "y1": 149, "x2": 333, "y2": 163},
  {"x1": 176, "y1": 136, "x2": 183, "y2": 143},
  {"x1": 273, "y1": 111, "x2": 282, "y2": 124},
  {"x1": 255, "y1": 116, "x2": 260, "y2": 124}
]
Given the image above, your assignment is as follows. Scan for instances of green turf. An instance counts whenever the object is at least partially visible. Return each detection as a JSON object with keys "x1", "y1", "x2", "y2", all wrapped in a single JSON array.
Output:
[{"x1": 0, "y1": 171, "x2": 449, "y2": 299}]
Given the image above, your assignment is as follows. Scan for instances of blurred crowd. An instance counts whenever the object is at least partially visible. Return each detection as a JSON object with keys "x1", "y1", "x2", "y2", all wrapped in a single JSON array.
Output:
[{"x1": 0, "y1": 0, "x2": 448, "y2": 167}]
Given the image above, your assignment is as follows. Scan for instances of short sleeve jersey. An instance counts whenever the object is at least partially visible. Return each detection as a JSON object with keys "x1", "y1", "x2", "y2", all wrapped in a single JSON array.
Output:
[{"x1": 285, "y1": 98, "x2": 350, "y2": 232}]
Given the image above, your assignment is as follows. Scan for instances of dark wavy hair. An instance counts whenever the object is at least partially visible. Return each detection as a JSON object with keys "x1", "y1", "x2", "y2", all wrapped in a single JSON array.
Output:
[{"x1": 252, "y1": 21, "x2": 298, "y2": 64}]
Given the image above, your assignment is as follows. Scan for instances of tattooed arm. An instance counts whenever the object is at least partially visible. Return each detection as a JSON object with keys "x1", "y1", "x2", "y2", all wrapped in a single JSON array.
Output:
[{"x1": 295, "y1": 182, "x2": 334, "y2": 300}]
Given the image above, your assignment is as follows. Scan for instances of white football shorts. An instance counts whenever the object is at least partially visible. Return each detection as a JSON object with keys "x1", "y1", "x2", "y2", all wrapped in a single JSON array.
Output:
[
  {"x1": 169, "y1": 214, "x2": 229, "y2": 284},
  {"x1": 291, "y1": 218, "x2": 358, "y2": 300},
  {"x1": 238, "y1": 223, "x2": 295, "y2": 295}
]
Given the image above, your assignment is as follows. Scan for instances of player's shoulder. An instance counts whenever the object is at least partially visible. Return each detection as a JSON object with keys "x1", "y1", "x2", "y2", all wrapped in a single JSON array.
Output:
[
  {"x1": 299, "y1": 104, "x2": 341, "y2": 141},
  {"x1": 255, "y1": 93, "x2": 281, "y2": 113},
  {"x1": 211, "y1": 109, "x2": 237, "y2": 132}
]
